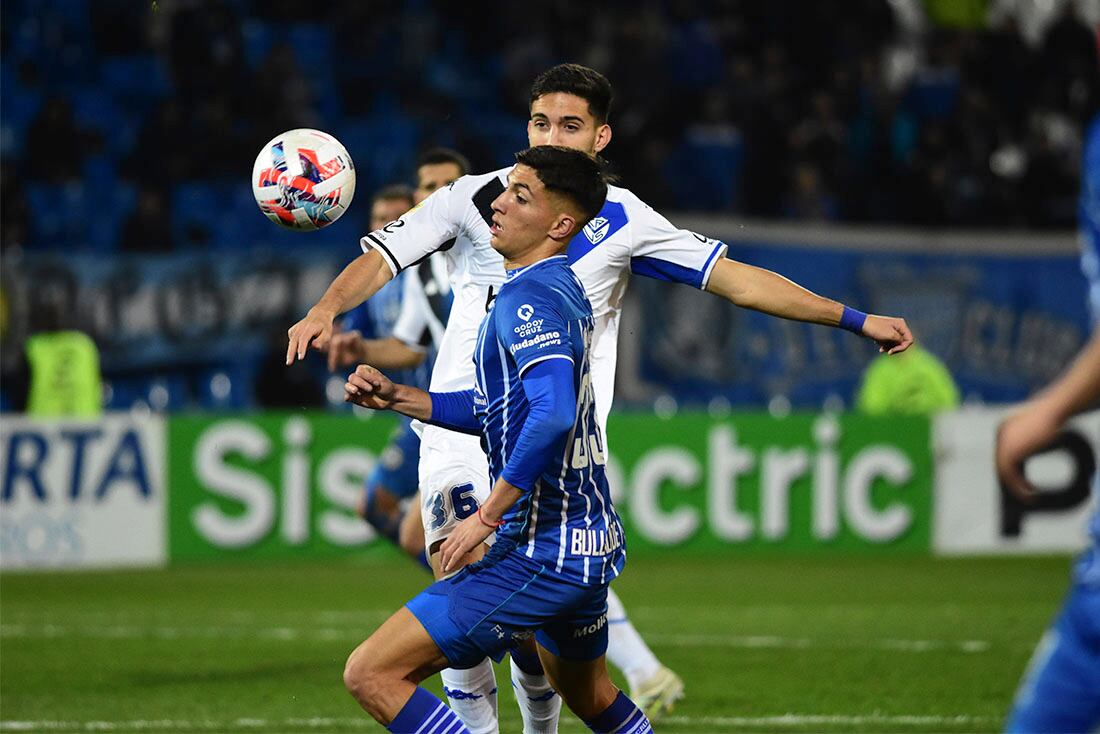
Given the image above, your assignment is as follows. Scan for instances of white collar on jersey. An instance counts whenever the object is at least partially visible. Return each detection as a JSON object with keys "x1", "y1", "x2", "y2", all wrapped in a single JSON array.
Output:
[{"x1": 505, "y1": 254, "x2": 568, "y2": 282}]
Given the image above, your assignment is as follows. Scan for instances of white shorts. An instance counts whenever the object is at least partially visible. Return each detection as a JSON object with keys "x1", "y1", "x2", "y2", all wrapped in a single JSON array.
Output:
[{"x1": 418, "y1": 424, "x2": 492, "y2": 550}]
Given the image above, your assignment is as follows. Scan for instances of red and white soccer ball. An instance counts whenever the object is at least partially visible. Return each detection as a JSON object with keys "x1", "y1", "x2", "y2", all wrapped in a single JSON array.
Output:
[{"x1": 252, "y1": 128, "x2": 356, "y2": 230}]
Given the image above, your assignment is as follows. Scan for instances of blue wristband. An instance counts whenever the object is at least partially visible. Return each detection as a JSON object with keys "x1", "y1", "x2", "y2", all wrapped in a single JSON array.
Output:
[{"x1": 839, "y1": 306, "x2": 867, "y2": 334}]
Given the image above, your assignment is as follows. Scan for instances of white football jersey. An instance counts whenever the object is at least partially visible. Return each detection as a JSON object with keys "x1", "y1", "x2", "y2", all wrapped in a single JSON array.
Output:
[
  {"x1": 361, "y1": 166, "x2": 727, "y2": 433},
  {"x1": 390, "y1": 254, "x2": 450, "y2": 354}
]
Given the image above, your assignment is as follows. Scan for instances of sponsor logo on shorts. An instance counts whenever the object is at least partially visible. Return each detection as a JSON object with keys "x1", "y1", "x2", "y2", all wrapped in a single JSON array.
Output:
[{"x1": 572, "y1": 614, "x2": 607, "y2": 639}]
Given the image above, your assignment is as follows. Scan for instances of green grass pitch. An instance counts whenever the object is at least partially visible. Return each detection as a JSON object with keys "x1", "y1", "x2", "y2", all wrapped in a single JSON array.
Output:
[{"x1": 0, "y1": 553, "x2": 1072, "y2": 733}]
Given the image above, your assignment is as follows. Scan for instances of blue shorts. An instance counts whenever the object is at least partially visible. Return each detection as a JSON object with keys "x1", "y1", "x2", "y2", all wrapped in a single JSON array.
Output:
[
  {"x1": 406, "y1": 547, "x2": 609, "y2": 670},
  {"x1": 365, "y1": 418, "x2": 421, "y2": 500},
  {"x1": 1006, "y1": 582, "x2": 1100, "y2": 733}
]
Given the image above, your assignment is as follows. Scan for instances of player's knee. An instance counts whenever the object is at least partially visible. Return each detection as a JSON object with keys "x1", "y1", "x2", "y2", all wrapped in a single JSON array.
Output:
[{"x1": 343, "y1": 647, "x2": 385, "y2": 704}]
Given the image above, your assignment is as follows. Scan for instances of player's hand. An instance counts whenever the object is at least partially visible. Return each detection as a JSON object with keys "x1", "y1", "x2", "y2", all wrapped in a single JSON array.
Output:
[
  {"x1": 439, "y1": 514, "x2": 496, "y2": 575},
  {"x1": 326, "y1": 329, "x2": 367, "y2": 372},
  {"x1": 344, "y1": 364, "x2": 397, "y2": 410},
  {"x1": 862, "y1": 315, "x2": 913, "y2": 355},
  {"x1": 286, "y1": 307, "x2": 336, "y2": 365},
  {"x1": 995, "y1": 400, "x2": 1063, "y2": 502}
]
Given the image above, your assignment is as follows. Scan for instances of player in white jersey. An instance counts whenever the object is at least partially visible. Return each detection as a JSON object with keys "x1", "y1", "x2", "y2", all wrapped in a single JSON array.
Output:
[{"x1": 288, "y1": 65, "x2": 913, "y2": 731}]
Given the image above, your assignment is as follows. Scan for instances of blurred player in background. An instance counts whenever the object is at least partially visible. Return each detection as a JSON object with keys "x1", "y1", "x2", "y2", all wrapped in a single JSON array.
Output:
[
  {"x1": 334, "y1": 184, "x2": 428, "y2": 561},
  {"x1": 341, "y1": 145, "x2": 655, "y2": 734},
  {"x1": 330, "y1": 151, "x2": 470, "y2": 561},
  {"x1": 855, "y1": 344, "x2": 959, "y2": 416},
  {"x1": 414, "y1": 148, "x2": 471, "y2": 203},
  {"x1": 996, "y1": 116, "x2": 1100, "y2": 734},
  {"x1": 289, "y1": 64, "x2": 912, "y2": 732}
]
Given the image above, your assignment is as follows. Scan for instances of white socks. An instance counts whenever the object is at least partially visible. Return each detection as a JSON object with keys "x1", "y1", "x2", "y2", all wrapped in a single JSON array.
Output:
[
  {"x1": 441, "y1": 659, "x2": 499, "y2": 734},
  {"x1": 606, "y1": 587, "x2": 662, "y2": 692},
  {"x1": 510, "y1": 655, "x2": 561, "y2": 734}
]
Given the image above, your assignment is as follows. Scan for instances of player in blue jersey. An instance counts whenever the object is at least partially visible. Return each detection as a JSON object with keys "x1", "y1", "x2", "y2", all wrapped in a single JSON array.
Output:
[
  {"x1": 333, "y1": 144, "x2": 684, "y2": 728},
  {"x1": 341, "y1": 146, "x2": 653, "y2": 734},
  {"x1": 289, "y1": 65, "x2": 911, "y2": 730},
  {"x1": 996, "y1": 115, "x2": 1100, "y2": 733}
]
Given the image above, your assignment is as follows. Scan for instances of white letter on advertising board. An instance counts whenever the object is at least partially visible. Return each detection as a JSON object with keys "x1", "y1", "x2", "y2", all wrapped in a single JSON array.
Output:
[
  {"x1": 319, "y1": 448, "x2": 376, "y2": 546},
  {"x1": 193, "y1": 422, "x2": 275, "y2": 548},
  {"x1": 843, "y1": 448, "x2": 913, "y2": 542},
  {"x1": 761, "y1": 447, "x2": 810, "y2": 540},
  {"x1": 707, "y1": 425, "x2": 755, "y2": 541},
  {"x1": 631, "y1": 448, "x2": 700, "y2": 545}
]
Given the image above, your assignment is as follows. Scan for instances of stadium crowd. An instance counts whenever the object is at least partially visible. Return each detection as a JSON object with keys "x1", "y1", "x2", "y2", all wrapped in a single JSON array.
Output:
[{"x1": 2, "y1": 0, "x2": 1097, "y2": 256}]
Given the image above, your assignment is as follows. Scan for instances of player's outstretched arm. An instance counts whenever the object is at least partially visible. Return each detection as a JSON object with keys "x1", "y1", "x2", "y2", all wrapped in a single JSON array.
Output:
[
  {"x1": 287, "y1": 249, "x2": 393, "y2": 365},
  {"x1": 705, "y1": 257, "x2": 913, "y2": 354},
  {"x1": 327, "y1": 332, "x2": 427, "y2": 372},
  {"x1": 996, "y1": 327, "x2": 1100, "y2": 500},
  {"x1": 343, "y1": 364, "x2": 430, "y2": 418}
]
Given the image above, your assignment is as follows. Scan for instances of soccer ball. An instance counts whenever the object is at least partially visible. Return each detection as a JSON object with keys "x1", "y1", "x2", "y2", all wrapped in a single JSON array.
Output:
[{"x1": 252, "y1": 128, "x2": 356, "y2": 230}]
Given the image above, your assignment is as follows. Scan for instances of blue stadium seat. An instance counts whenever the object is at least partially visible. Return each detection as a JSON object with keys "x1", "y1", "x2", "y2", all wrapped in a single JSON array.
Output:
[
  {"x1": 244, "y1": 21, "x2": 335, "y2": 71},
  {"x1": 84, "y1": 176, "x2": 135, "y2": 252},
  {"x1": 25, "y1": 182, "x2": 93, "y2": 250},
  {"x1": 0, "y1": 88, "x2": 41, "y2": 161},
  {"x1": 242, "y1": 21, "x2": 339, "y2": 118},
  {"x1": 906, "y1": 71, "x2": 960, "y2": 121},
  {"x1": 70, "y1": 87, "x2": 119, "y2": 133},
  {"x1": 70, "y1": 87, "x2": 141, "y2": 155},
  {"x1": 242, "y1": 20, "x2": 276, "y2": 68},
  {"x1": 334, "y1": 116, "x2": 419, "y2": 196},
  {"x1": 172, "y1": 182, "x2": 241, "y2": 249},
  {"x1": 467, "y1": 112, "x2": 527, "y2": 169},
  {"x1": 286, "y1": 24, "x2": 334, "y2": 72},
  {"x1": 100, "y1": 56, "x2": 171, "y2": 103},
  {"x1": 663, "y1": 133, "x2": 743, "y2": 211}
]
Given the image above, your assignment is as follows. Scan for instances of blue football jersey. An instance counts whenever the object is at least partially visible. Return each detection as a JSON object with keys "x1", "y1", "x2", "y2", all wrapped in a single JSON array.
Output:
[
  {"x1": 472, "y1": 255, "x2": 625, "y2": 586},
  {"x1": 1077, "y1": 115, "x2": 1100, "y2": 588}
]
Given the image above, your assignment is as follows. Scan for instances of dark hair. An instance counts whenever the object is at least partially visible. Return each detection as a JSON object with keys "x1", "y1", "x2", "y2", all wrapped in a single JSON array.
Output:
[
  {"x1": 371, "y1": 184, "x2": 415, "y2": 208},
  {"x1": 529, "y1": 64, "x2": 613, "y2": 123},
  {"x1": 415, "y1": 147, "x2": 470, "y2": 175},
  {"x1": 514, "y1": 146, "x2": 608, "y2": 227}
]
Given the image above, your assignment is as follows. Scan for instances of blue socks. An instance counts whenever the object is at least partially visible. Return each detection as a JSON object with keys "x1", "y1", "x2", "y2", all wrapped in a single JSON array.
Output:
[
  {"x1": 387, "y1": 686, "x2": 471, "y2": 734},
  {"x1": 584, "y1": 691, "x2": 653, "y2": 733}
]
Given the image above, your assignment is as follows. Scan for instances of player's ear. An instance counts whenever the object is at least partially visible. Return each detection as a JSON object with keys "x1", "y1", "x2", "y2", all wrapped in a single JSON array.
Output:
[
  {"x1": 594, "y1": 123, "x2": 612, "y2": 154},
  {"x1": 549, "y1": 212, "x2": 577, "y2": 241}
]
